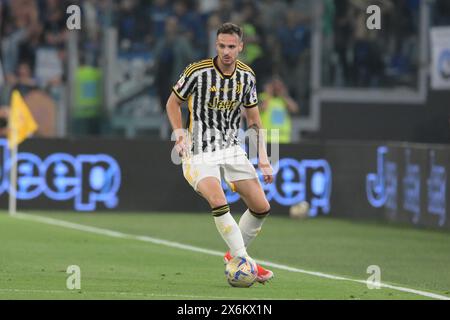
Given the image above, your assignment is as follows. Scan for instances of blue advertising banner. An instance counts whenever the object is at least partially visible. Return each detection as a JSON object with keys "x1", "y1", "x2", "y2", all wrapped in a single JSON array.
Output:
[{"x1": 0, "y1": 138, "x2": 448, "y2": 231}]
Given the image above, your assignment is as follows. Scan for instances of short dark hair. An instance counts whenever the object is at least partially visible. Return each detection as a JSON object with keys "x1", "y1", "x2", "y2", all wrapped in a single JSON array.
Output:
[{"x1": 217, "y1": 22, "x2": 243, "y2": 41}]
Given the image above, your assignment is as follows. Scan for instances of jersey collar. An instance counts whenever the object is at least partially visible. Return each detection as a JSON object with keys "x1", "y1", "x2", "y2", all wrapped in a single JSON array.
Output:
[{"x1": 213, "y1": 56, "x2": 237, "y2": 79}]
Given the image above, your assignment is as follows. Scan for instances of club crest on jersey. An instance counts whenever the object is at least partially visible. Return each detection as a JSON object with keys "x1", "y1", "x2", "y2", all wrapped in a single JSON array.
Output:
[{"x1": 209, "y1": 82, "x2": 242, "y2": 94}]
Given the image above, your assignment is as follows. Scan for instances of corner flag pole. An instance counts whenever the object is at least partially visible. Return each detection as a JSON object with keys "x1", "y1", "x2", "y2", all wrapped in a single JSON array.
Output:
[
  {"x1": 6, "y1": 90, "x2": 38, "y2": 215},
  {"x1": 8, "y1": 125, "x2": 18, "y2": 216}
]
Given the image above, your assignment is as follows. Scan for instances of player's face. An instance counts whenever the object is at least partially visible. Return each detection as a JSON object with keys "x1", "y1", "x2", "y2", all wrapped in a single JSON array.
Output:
[{"x1": 216, "y1": 33, "x2": 243, "y2": 67}]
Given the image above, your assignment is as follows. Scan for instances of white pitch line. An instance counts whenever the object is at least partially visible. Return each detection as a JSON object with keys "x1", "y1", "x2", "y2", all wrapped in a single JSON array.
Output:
[{"x1": 12, "y1": 212, "x2": 450, "y2": 300}]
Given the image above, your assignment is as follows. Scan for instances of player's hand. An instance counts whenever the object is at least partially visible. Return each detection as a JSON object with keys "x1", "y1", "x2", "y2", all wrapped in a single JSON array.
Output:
[
  {"x1": 259, "y1": 161, "x2": 273, "y2": 184},
  {"x1": 175, "y1": 137, "x2": 189, "y2": 159}
]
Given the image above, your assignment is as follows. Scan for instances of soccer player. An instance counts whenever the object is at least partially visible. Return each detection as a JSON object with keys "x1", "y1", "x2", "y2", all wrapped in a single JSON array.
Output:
[{"x1": 166, "y1": 23, "x2": 274, "y2": 283}]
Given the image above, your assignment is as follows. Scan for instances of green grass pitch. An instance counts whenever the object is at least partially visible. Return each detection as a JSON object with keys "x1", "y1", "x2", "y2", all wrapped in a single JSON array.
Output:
[{"x1": 0, "y1": 211, "x2": 449, "y2": 300}]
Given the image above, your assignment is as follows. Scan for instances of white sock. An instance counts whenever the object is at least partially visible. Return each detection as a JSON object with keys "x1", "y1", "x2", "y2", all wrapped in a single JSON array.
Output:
[
  {"x1": 212, "y1": 205, "x2": 247, "y2": 257},
  {"x1": 239, "y1": 209, "x2": 269, "y2": 248}
]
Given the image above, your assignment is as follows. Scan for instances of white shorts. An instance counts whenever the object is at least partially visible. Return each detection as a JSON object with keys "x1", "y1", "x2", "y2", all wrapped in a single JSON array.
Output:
[{"x1": 182, "y1": 145, "x2": 258, "y2": 191}]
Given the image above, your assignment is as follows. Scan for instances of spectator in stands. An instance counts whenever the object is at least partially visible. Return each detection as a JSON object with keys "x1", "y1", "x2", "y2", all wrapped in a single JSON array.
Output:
[
  {"x1": 42, "y1": 0, "x2": 67, "y2": 48},
  {"x1": 257, "y1": 0, "x2": 289, "y2": 32},
  {"x1": 9, "y1": 61, "x2": 38, "y2": 96},
  {"x1": 321, "y1": 0, "x2": 336, "y2": 86},
  {"x1": 149, "y1": 0, "x2": 173, "y2": 43},
  {"x1": 277, "y1": 10, "x2": 310, "y2": 103},
  {"x1": 235, "y1": 1, "x2": 263, "y2": 66},
  {"x1": 277, "y1": 9, "x2": 310, "y2": 66},
  {"x1": 235, "y1": 2, "x2": 276, "y2": 91},
  {"x1": 333, "y1": 0, "x2": 354, "y2": 86},
  {"x1": 206, "y1": 13, "x2": 222, "y2": 58},
  {"x1": 172, "y1": 0, "x2": 206, "y2": 59},
  {"x1": 197, "y1": 0, "x2": 220, "y2": 16},
  {"x1": 82, "y1": 0, "x2": 101, "y2": 43},
  {"x1": 405, "y1": 0, "x2": 420, "y2": 28},
  {"x1": 72, "y1": 55, "x2": 103, "y2": 136},
  {"x1": 1, "y1": 0, "x2": 37, "y2": 83},
  {"x1": 80, "y1": 0, "x2": 102, "y2": 68},
  {"x1": 350, "y1": 0, "x2": 385, "y2": 87},
  {"x1": 292, "y1": 0, "x2": 315, "y2": 25},
  {"x1": 117, "y1": 0, "x2": 148, "y2": 51},
  {"x1": 216, "y1": 0, "x2": 234, "y2": 23},
  {"x1": 259, "y1": 77, "x2": 299, "y2": 144},
  {"x1": 153, "y1": 16, "x2": 194, "y2": 112},
  {"x1": 382, "y1": 0, "x2": 416, "y2": 85},
  {"x1": 17, "y1": 19, "x2": 44, "y2": 77}
]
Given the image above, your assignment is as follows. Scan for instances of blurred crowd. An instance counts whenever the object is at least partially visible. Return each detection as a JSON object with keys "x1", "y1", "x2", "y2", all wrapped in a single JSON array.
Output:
[
  {"x1": 0, "y1": 0, "x2": 68, "y2": 95},
  {"x1": 324, "y1": 0, "x2": 422, "y2": 88},
  {"x1": 0, "y1": 0, "x2": 449, "y2": 138},
  {"x1": 0, "y1": 0, "x2": 71, "y2": 136},
  {"x1": 111, "y1": 0, "x2": 315, "y2": 114}
]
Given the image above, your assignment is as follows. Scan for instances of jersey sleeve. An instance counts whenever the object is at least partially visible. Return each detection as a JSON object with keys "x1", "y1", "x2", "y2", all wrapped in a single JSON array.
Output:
[
  {"x1": 172, "y1": 65, "x2": 198, "y2": 101},
  {"x1": 243, "y1": 77, "x2": 258, "y2": 108}
]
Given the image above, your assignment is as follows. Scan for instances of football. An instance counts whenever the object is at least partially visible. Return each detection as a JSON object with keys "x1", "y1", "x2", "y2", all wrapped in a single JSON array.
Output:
[
  {"x1": 289, "y1": 201, "x2": 310, "y2": 219},
  {"x1": 225, "y1": 256, "x2": 258, "y2": 288}
]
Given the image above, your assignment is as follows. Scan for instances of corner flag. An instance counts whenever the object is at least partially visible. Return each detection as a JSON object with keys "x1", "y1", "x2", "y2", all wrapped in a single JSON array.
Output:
[
  {"x1": 7, "y1": 90, "x2": 38, "y2": 215},
  {"x1": 7, "y1": 90, "x2": 38, "y2": 149}
]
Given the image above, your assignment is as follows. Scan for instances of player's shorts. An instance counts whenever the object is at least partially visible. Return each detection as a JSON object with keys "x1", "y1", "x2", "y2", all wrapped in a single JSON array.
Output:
[{"x1": 182, "y1": 145, "x2": 258, "y2": 192}]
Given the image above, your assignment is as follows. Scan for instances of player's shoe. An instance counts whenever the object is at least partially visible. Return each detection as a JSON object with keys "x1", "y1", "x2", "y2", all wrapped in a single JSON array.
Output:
[{"x1": 223, "y1": 251, "x2": 274, "y2": 284}]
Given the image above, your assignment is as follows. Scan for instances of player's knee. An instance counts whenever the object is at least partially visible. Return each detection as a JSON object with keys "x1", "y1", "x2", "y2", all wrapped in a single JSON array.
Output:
[
  {"x1": 207, "y1": 193, "x2": 228, "y2": 209},
  {"x1": 250, "y1": 202, "x2": 271, "y2": 217}
]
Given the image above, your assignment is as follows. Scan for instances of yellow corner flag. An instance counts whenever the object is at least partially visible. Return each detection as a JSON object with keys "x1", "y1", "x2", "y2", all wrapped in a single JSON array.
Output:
[{"x1": 7, "y1": 90, "x2": 38, "y2": 149}]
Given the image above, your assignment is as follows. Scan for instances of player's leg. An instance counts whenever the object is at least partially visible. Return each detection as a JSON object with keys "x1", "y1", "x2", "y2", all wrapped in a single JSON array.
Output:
[
  {"x1": 196, "y1": 177, "x2": 248, "y2": 258},
  {"x1": 225, "y1": 178, "x2": 274, "y2": 283},
  {"x1": 221, "y1": 152, "x2": 274, "y2": 283},
  {"x1": 221, "y1": 152, "x2": 270, "y2": 248},
  {"x1": 231, "y1": 178, "x2": 270, "y2": 248}
]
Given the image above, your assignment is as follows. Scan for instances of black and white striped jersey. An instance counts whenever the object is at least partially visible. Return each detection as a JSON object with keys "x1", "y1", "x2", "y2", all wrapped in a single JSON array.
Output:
[{"x1": 172, "y1": 57, "x2": 258, "y2": 155}]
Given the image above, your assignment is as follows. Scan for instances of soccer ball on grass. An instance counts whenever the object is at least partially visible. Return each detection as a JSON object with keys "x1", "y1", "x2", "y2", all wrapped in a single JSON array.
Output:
[
  {"x1": 225, "y1": 256, "x2": 257, "y2": 288},
  {"x1": 289, "y1": 201, "x2": 310, "y2": 219}
]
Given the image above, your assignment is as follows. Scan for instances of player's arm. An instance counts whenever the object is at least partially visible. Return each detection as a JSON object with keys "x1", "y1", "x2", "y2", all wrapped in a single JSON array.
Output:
[
  {"x1": 245, "y1": 106, "x2": 273, "y2": 184},
  {"x1": 166, "y1": 92, "x2": 188, "y2": 157},
  {"x1": 167, "y1": 64, "x2": 197, "y2": 157},
  {"x1": 166, "y1": 91, "x2": 183, "y2": 133}
]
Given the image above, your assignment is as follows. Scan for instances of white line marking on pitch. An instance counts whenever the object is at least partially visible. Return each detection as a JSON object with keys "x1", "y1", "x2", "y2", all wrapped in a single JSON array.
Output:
[{"x1": 12, "y1": 212, "x2": 450, "y2": 300}]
